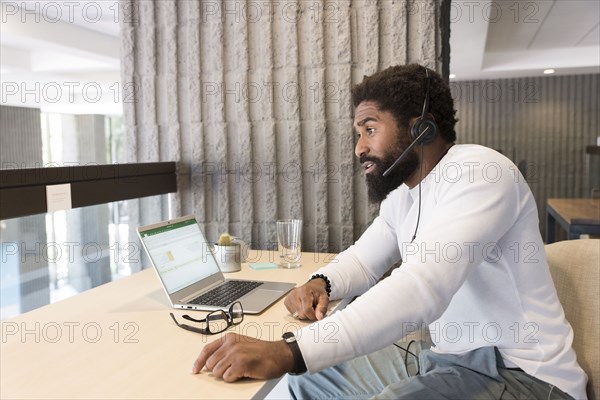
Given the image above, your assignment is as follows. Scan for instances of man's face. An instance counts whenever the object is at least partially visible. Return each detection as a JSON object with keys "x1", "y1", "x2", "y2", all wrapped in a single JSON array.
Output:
[{"x1": 353, "y1": 101, "x2": 419, "y2": 203}]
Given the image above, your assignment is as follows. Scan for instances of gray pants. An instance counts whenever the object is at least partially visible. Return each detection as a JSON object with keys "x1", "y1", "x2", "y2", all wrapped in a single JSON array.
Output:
[{"x1": 288, "y1": 344, "x2": 573, "y2": 400}]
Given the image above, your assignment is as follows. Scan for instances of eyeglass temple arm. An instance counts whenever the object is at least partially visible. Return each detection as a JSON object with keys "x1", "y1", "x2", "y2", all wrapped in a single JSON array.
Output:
[
  {"x1": 182, "y1": 314, "x2": 208, "y2": 323},
  {"x1": 171, "y1": 313, "x2": 211, "y2": 334},
  {"x1": 169, "y1": 313, "x2": 181, "y2": 325}
]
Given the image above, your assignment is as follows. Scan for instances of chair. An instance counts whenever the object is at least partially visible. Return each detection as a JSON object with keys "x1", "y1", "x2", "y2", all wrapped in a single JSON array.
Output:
[{"x1": 546, "y1": 239, "x2": 600, "y2": 400}]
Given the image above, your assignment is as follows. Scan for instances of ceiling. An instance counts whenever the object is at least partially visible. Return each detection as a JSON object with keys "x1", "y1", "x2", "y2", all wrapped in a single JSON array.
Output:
[
  {"x1": 1, "y1": 0, "x2": 599, "y2": 114},
  {"x1": 0, "y1": 0, "x2": 121, "y2": 114},
  {"x1": 450, "y1": 0, "x2": 600, "y2": 80}
]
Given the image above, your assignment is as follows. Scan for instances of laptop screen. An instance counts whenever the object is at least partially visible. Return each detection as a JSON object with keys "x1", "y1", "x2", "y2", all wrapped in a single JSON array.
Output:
[{"x1": 139, "y1": 218, "x2": 220, "y2": 294}]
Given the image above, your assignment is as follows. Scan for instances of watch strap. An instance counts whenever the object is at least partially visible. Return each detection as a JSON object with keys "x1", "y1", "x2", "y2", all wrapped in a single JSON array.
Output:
[{"x1": 282, "y1": 332, "x2": 307, "y2": 375}]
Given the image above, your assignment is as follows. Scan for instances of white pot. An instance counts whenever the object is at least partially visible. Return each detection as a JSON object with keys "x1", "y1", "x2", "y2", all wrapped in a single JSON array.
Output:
[{"x1": 211, "y1": 243, "x2": 242, "y2": 273}]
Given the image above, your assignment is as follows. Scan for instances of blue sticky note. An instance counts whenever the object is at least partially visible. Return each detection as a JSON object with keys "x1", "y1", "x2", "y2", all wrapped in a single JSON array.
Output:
[{"x1": 249, "y1": 262, "x2": 278, "y2": 270}]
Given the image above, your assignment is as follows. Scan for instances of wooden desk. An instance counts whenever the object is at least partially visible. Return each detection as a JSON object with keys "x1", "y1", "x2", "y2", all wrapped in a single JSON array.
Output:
[
  {"x1": 546, "y1": 198, "x2": 600, "y2": 243},
  {"x1": 0, "y1": 251, "x2": 338, "y2": 399}
]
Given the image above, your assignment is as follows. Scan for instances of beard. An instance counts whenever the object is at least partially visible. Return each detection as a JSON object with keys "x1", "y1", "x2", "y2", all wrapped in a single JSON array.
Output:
[{"x1": 361, "y1": 146, "x2": 419, "y2": 204}]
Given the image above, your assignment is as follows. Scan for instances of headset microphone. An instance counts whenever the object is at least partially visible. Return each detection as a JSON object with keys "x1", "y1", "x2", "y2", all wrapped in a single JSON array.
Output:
[{"x1": 382, "y1": 125, "x2": 431, "y2": 177}]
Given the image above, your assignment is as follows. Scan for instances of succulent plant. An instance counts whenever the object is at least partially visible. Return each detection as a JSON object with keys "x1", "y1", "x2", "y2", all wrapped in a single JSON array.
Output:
[{"x1": 217, "y1": 233, "x2": 233, "y2": 246}]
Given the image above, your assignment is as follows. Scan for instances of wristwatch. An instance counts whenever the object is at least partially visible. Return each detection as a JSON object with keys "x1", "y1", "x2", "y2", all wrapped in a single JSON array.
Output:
[{"x1": 282, "y1": 332, "x2": 307, "y2": 375}]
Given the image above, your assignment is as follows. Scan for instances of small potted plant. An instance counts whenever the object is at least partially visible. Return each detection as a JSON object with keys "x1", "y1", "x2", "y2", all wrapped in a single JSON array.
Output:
[{"x1": 211, "y1": 232, "x2": 242, "y2": 272}]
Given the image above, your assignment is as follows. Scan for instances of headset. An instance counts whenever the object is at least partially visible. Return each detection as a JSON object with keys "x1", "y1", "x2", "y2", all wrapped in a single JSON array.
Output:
[
  {"x1": 382, "y1": 68, "x2": 438, "y2": 177},
  {"x1": 411, "y1": 68, "x2": 438, "y2": 144}
]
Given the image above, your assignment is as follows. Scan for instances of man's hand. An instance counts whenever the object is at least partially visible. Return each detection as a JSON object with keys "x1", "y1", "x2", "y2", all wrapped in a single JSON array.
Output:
[
  {"x1": 284, "y1": 279, "x2": 329, "y2": 320},
  {"x1": 191, "y1": 333, "x2": 294, "y2": 382}
]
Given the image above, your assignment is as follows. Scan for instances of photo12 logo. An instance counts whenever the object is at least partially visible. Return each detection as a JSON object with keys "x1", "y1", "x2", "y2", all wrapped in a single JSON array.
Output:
[
  {"x1": 448, "y1": 1, "x2": 540, "y2": 24},
  {"x1": 1, "y1": 1, "x2": 137, "y2": 25},
  {"x1": 1, "y1": 321, "x2": 140, "y2": 344},
  {"x1": 1, "y1": 241, "x2": 140, "y2": 265},
  {"x1": 202, "y1": 81, "x2": 340, "y2": 105},
  {"x1": 199, "y1": 1, "x2": 342, "y2": 24},
  {"x1": 1, "y1": 81, "x2": 138, "y2": 105}
]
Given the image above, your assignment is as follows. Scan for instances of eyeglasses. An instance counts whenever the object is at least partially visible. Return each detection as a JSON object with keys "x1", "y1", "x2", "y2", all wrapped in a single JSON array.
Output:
[{"x1": 169, "y1": 302, "x2": 244, "y2": 335}]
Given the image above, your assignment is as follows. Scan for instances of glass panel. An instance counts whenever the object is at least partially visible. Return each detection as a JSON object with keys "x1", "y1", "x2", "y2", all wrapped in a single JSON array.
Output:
[
  {"x1": 1, "y1": 110, "x2": 125, "y2": 170},
  {"x1": 0, "y1": 194, "x2": 168, "y2": 320}
]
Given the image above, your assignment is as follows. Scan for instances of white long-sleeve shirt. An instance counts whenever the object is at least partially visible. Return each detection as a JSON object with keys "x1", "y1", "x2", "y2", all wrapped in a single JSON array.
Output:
[{"x1": 296, "y1": 144, "x2": 587, "y2": 399}]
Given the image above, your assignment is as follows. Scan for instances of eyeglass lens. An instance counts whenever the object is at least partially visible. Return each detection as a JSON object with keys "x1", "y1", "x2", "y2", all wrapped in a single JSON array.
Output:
[
  {"x1": 173, "y1": 302, "x2": 244, "y2": 335},
  {"x1": 206, "y1": 310, "x2": 228, "y2": 333},
  {"x1": 230, "y1": 302, "x2": 243, "y2": 325}
]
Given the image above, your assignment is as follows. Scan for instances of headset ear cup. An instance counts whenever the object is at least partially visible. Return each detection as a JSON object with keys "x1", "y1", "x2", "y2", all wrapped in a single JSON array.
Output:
[
  {"x1": 410, "y1": 118, "x2": 438, "y2": 144},
  {"x1": 410, "y1": 118, "x2": 423, "y2": 141},
  {"x1": 417, "y1": 119, "x2": 438, "y2": 144}
]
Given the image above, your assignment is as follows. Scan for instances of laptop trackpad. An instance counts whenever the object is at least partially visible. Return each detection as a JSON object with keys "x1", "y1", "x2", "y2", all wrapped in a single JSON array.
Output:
[{"x1": 241, "y1": 289, "x2": 286, "y2": 314}]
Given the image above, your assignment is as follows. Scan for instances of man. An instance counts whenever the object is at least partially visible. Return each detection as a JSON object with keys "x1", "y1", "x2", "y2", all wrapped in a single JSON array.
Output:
[{"x1": 192, "y1": 64, "x2": 587, "y2": 399}]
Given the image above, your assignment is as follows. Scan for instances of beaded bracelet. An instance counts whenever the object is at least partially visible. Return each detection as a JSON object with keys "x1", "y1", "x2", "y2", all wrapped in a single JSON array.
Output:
[{"x1": 309, "y1": 274, "x2": 332, "y2": 298}]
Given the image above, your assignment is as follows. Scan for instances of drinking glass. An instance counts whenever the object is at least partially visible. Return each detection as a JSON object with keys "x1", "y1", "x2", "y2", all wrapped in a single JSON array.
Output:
[{"x1": 277, "y1": 219, "x2": 302, "y2": 268}]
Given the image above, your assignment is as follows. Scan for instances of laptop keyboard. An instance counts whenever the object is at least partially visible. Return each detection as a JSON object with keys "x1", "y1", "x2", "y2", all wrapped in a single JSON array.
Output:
[{"x1": 189, "y1": 280, "x2": 264, "y2": 308}]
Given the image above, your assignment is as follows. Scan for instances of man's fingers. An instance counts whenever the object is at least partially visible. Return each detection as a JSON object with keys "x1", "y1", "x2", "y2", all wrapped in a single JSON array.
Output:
[
  {"x1": 205, "y1": 334, "x2": 240, "y2": 371},
  {"x1": 315, "y1": 305, "x2": 328, "y2": 320},
  {"x1": 222, "y1": 362, "x2": 248, "y2": 382},
  {"x1": 205, "y1": 343, "x2": 231, "y2": 371},
  {"x1": 300, "y1": 292, "x2": 318, "y2": 320},
  {"x1": 210, "y1": 356, "x2": 233, "y2": 379},
  {"x1": 285, "y1": 287, "x2": 312, "y2": 319},
  {"x1": 315, "y1": 292, "x2": 330, "y2": 320},
  {"x1": 283, "y1": 291, "x2": 295, "y2": 313},
  {"x1": 192, "y1": 337, "x2": 225, "y2": 374},
  {"x1": 284, "y1": 288, "x2": 304, "y2": 314},
  {"x1": 192, "y1": 333, "x2": 290, "y2": 383},
  {"x1": 285, "y1": 283, "x2": 329, "y2": 320}
]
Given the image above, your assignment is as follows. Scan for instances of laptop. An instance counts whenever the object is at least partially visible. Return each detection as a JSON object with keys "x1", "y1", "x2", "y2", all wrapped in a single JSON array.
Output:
[{"x1": 137, "y1": 215, "x2": 296, "y2": 314}]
